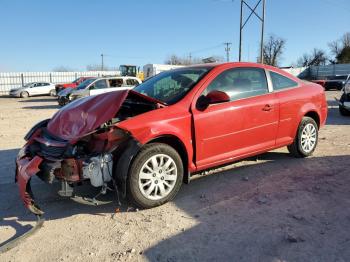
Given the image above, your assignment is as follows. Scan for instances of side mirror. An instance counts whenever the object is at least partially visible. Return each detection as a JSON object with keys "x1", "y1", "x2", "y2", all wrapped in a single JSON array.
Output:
[
  {"x1": 89, "y1": 85, "x2": 95, "y2": 90},
  {"x1": 196, "y1": 90, "x2": 230, "y2": 111}
]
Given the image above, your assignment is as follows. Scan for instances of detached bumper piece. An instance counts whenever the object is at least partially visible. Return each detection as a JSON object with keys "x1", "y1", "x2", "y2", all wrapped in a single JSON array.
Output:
[{"x1": 15, "y1": 156, "x2": 44, "y2": 216}]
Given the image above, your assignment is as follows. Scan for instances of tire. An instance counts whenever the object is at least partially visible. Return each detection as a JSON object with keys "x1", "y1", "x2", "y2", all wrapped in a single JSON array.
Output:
[
  {"x1": 49, "y1": 89, "x2": 56, "y2": 96},
  {"x1": 287, "y1": 117, "x2": 318, "y2": 158},
  {"x1": 339, "y1": 106, "x2": 350, "y2": 116},
  {"x1": 127, "y1": 143, "x2": 183, "y2": 208},
  {"x1": 20, "y1": 91, "x2": 29, "y2": 98}
]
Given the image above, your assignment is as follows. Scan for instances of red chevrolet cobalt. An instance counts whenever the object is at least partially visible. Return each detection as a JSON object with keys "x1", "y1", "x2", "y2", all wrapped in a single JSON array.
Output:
[{"x1": 16, "y1": 62, "x2": 327, "y2": 215}]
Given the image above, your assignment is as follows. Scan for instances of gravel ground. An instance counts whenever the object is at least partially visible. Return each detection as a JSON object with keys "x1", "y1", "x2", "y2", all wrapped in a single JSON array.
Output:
[{"x1": 0, "y1": 91, "x2": 350, "y2": 262}]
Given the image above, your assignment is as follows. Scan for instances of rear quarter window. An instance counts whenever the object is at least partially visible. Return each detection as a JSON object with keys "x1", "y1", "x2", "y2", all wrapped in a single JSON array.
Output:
[{"x1": 270, "y1": 71, "x2": 298, "y2": 90}]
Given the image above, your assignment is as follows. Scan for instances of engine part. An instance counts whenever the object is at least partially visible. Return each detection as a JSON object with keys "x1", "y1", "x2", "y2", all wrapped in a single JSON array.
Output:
[{"x1": 82, "y1": 154, "x2": 113, "y2": 187}]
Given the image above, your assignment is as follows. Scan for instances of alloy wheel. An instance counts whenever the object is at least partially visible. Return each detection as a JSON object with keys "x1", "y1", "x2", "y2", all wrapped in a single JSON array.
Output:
[
  {"x1": 138, "y1": 154, "x2": 177, "y2": 201},
  {"x1": 300, "y1": 123, "x2": 317, "y2": 153}
]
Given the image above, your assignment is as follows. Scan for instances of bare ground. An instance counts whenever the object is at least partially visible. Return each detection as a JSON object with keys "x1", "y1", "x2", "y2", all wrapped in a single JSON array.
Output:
[{"x1": 0, "y1": 91, "x2": 350, "y2": 262}]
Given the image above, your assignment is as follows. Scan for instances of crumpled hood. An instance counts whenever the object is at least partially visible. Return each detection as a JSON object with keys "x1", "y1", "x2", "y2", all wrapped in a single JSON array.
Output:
[{"x1": 47, "y1": 90, "x2": 129, "y2": 141}]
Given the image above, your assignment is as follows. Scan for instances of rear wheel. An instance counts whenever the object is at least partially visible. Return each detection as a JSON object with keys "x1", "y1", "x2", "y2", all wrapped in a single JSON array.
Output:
[
  {"x1": 20, "y1": 91, "x2": 29, "y2": 98},
  {"x1": 127, "y1": 143, "x2": 183, "y2": 208},
  {"x1": 288, "y1": 117, "x2": 318, "y2": 158}
]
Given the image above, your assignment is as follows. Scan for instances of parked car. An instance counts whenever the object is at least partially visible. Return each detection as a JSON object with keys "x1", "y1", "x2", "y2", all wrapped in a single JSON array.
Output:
[
  {"x1": 323, "y1": 75, "x2": 350, "y2": 90},
  {"x1": 15, "y1": 62, "x2": 327, "y2": 215},
  {"x1": 57, "y1": 76, "x2": 141, "y2": 106},
  {"x1": 55, "y1": 77, "x2": 94, "y2": 94},
  {"x1": 335, "y1": 79, "x2": 350, "y2": 116},
  {"x1": 9, "y1": 82, "x2": 56, "y2": 98}
]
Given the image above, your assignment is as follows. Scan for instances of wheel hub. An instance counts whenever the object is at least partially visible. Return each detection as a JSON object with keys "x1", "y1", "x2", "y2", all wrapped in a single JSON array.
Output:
[{"x1": 138, "y1": 154, "x2": 177, "y2": 200}]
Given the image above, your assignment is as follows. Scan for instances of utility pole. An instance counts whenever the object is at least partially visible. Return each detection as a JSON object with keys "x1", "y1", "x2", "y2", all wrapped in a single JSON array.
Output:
[
  {"x1": 238, "y1": 0, "x2": 266, "y2": 63},
  {"x1": 224, "y1": 42, "x2": 232, "y2": 62},
  {"x1": 260, "y1": 0, "x2": 266, "y2": 64},
  {"x1": 101, "y1": 53, "x2": 104, "y2": 71},
  {"x1": 189, "y1": 53, "x2": 192, "y2": 64}
]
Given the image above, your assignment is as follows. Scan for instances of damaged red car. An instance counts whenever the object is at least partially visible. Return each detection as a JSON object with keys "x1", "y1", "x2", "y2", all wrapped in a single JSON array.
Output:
[{"x1": 16, "y1": 62, "x2": 327, "y2": 215}]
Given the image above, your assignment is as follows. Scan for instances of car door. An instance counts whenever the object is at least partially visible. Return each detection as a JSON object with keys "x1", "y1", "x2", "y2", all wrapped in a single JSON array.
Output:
[
  {"x1": 89, "y1": 79, "x2": 108, "y2": 95},
  {"x1": 29, "y1": 83, "x2": 41, "y2": 95},
  {"x1": 37, "y1": 82, "x2": 51, "y2": 95},
  {"x1": 192, "y1": 67, "x2": 279, "y2": 170}
]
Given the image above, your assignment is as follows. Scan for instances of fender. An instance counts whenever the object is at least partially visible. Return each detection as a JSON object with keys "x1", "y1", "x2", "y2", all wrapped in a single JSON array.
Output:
[{"x1": 114, "y1": 138, "x2": 142, "y2": 197}]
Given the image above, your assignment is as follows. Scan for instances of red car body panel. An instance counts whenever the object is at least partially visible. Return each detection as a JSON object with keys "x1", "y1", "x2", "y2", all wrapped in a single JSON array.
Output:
[
  {"x1": 15, "y1": 62, "x2": 327, "y2": 214},
  {"x1": 58, "y1": 77, "x2": 94, "y2": 89}
]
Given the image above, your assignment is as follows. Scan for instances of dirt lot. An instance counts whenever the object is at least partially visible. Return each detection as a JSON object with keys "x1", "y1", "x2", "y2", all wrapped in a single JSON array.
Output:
[{"x1": 0, "y1": 91, "x2": 350, "y2": 262}]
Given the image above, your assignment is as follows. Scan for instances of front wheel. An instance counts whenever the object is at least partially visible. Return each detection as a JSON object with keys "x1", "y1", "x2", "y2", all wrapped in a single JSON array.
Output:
[
  {"x1": 288, "y1": 117, "x2": 318, "y2": 158},
  {"x1": 20, "y1": 91, "x2": 29, "y2": 98},
  {"x1": 127, "y1": 143, "x2": 183, "y2": 208}
]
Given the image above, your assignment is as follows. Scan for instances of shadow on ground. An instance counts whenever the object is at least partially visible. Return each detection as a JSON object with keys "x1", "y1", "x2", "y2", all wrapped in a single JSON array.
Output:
[
  {"x1": 1, "y1": 150, "x2": 349, "y2": 261},
  {"x1": 21, "y1": 105, "x2": 60, "y2": 110},
  {"x1": 17, "y1": 97, "x2": 57, "y2": 103}
]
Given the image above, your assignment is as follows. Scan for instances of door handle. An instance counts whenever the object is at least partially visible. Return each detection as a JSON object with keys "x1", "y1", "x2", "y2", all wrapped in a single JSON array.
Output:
[{"x1": 262, "y1": 104, "x2": 273, "y2": 111}]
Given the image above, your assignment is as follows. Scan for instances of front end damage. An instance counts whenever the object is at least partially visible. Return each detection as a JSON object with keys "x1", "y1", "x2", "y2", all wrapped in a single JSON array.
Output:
[{"x1": 15, "y1": 90, "x2": 161, "y2": 215}]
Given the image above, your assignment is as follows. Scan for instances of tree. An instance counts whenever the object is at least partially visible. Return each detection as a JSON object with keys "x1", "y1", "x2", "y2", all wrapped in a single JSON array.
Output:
[
  {"x1": 165, "y1": 54, "x2": 224, "y2": 65},
  {"x1": 297, "y1": 48, "x2": 328, "y2": 67},
  {"x1": 262, "y1": 35, "x2": 286, "y2": 66},
  {"x1": 52, "y1": 66, "x2": 74, "y2": 72},
  {"x1": 86, "y1": 64, "x2": 118, "y2": 71},
  {"x1": 336, "y1": 46, "x2": 350, "y2": 64},
  {"x1": 328, "y1": 32, "x2": 350, "y2": 64}
]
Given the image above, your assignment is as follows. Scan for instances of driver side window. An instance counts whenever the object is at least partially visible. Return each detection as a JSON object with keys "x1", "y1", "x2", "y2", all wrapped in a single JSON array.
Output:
[{"x1": 204, "y1": 67, "x2": 268, "y2": 101}]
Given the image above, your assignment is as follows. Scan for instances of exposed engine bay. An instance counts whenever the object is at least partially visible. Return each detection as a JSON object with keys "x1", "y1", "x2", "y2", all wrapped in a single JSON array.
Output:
[{"x1": 15, "y1": 90, "x2": 162, "y2": 216}]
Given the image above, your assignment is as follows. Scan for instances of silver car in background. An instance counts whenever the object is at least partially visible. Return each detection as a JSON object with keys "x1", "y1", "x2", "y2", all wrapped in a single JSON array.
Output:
[{"x1": 9, "y1": 82, "x2": 56, "y2": 98}]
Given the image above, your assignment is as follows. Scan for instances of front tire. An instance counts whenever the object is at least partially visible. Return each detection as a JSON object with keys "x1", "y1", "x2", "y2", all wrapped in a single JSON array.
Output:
[
  {"x1": 288, "y1": 117, "x2": 318, "y2": 158},
  {"x1": 20, "y1": 91, "x2": 29, "y2": 98},
  {"x1": 127, "y1": 143, "x2": 183, "y2": 208}
]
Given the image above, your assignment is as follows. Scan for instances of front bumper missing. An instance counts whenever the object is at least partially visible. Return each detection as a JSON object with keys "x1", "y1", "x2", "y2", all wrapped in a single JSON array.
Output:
[{"x1": 15, "y1": 156, "x2": 44, "y2": 215}]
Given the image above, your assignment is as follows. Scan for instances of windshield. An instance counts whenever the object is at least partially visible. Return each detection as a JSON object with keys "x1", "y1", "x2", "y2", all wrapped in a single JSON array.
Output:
[
  {"x1": 133, "y1": 67, "x2": 212, "y2": 104},
  {"x1": 23, "y1": 82, "x2": 33, "y2": 87},
  {"x1": 77, "y1": 78, "x2": 96, "y2": 90},
  {"x1": 72, "y1": 78, "x2": 81, "y2": 84}
]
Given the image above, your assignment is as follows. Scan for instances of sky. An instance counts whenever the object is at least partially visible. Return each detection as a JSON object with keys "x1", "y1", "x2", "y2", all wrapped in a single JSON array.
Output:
[{"x1": 0, "y1": 0, "x2": 349, "y2": 72}]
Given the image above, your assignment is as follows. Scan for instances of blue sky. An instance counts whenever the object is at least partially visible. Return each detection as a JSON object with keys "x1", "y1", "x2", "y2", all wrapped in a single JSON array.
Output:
[{"x1": 0, "y1": 0, "x2": 349, "y2": 71}]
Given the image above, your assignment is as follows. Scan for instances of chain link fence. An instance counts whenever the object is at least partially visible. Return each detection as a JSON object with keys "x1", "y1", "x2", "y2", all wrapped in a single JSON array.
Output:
[{"x1": 0, "y1": 71, "x2": 120, "y2": 95}]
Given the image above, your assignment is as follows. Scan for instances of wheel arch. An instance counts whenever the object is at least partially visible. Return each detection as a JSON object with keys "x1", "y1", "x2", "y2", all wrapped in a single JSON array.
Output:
[{"x1": 304, "y1": 110, "x2": 320, "y2": 129}]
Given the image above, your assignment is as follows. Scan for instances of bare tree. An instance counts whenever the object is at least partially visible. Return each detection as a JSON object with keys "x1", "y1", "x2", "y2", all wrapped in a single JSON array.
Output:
[
  {"x1": 328, "y1": 32, "x2": 350, "y2": 63},
  {"x1": 297, "y1": 48, "x2": 328, "y2": 67},
  {"x1": 262, "y1": 35, "x2": 286, "y2": 66},
  {"x1": 52, "y1": 66, "x2": 74, "y2": 72},
  {"x1": 165, "y1": 54, "x2": 224, "y2": 65},
  {"x1": 86, "y1": 64, "x2": 118, "y2": 71}
]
